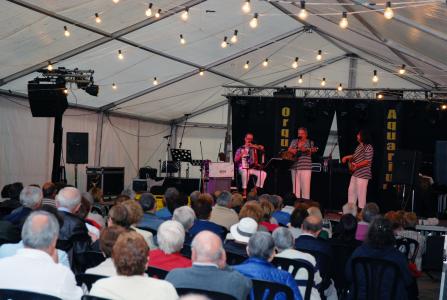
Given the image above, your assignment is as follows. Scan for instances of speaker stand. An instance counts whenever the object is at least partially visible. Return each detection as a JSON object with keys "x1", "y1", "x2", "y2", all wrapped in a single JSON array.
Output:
[
  {"x1": 51, "y1": 115, "x2": 63, "y2": 183},
  {"x1": 74, "y1": 164, "x2": 79, "y2": 188}
]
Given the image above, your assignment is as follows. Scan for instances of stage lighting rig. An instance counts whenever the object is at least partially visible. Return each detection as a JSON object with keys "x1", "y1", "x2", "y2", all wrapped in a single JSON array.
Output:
[{"x1": 36, "y1": 67, "x2": 99, "y2": 96}]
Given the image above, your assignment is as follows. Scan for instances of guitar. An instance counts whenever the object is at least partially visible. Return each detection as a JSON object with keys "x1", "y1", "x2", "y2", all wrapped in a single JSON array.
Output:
[
  {"x1": 280, "y1": 145, "x2": 319, "y2": 161},
  {"x1": 347, "y1": 158, "x2": 356, "y2": 174}
]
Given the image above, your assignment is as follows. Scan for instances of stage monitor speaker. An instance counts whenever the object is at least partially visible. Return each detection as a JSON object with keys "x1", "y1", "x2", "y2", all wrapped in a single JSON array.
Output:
[
  {"x1": 86, "y1": 167, "x2": 124, "y2": 197},
  {"x1": 27, "y1": 80, "x2": 68, "y2": 117},
  {"x1": 434, "y1": 141, "x2": 447, "y2": 186},
  {"x1": 66, "y1": 132, "x2": 89, "y2": 164},
  {"x1": 392, "y1": 150, "x2": 421, "y2": 185}
]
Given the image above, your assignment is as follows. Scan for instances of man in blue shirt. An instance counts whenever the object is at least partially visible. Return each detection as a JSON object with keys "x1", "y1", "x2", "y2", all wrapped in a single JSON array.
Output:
[{"x1": 137, "y1": 193, "x2": 164, "y2": 232}]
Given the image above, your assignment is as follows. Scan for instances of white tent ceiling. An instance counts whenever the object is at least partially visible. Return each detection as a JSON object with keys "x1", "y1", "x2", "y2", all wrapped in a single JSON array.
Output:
[{"x1": 1, "y1": 0, "x2": 446, "y2": 123}]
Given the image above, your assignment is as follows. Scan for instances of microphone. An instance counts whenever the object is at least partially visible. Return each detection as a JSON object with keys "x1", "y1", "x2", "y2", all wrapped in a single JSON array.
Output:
[{"x1": 163, "y1": 134, "x2": 171, "y2": 139}]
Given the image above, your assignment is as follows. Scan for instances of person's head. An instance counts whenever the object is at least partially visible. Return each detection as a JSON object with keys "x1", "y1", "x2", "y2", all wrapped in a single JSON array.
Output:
[
  {"x1": 384, "y1": 210, "x2": 404, "y2": 231},
  {"x1": 403, "y1": 212, "x2": 418, "y2": 229},
  {"x1": 247, "y1": 232, "x2": 275, "y2": 262},
  {"x1": 270, "y1": 195, "x2": 283, "y2": 211},
  {"x1": 302, "y1": 215, "x2": 323, "y2": 236},
  {"x1": 157, "y1": 220, "x2": 185, "y2": 254},
  {"x1": 216, "y1": 191, "x2": 232, "y2": 208},
  {"x1": 89, "y1": 186, "x2": 103, "y2": 203},
  {"x1": 9, "y1": 182, "x2": 24, "y2": 201},
  {"x1": 247, "y1": 191, "x2": 258, "y2": 201},
  {"x1": 334, "y1": 214, "x2": 357, "y2": 241},
  {"x1": 108, "y1": 203, "x2": 131, "y2": 228},
  {"x1": 122, "y1": 200, "x2": 144, "y2": 225},
  {"x1": 366, "y1": 216, "x2": 395, "y2": 248},
  {"x1": 139, "y1": 193, "x2": 156, "y2": 212},
  {"x1": 76, "y1": 196, "x2": 92, "y2": 220},
  {"x1": 230, "y1": 217, "x2": 258, "y2": 244},
  {"x1": 190, "y1": 191, "x2": 201, "y2": 206},
  {"x1": 307, "y1": 206, "x2": 323, "y2": 219},
  {"x1": 192, "y1": 194, "x2": 213, "y2": 220},
  {"x1": 272, "y1": 227, "x2": 294, "y2": 252},
  {"x1": 56, "y1": 187, "x2": 81, "y2": 212},
  {"x1": 297, "y1": 127, "x2": 308, "y2": 140},
  {"x1": 259, "y1": 199, "x2": 275, "y2": 222},
  {"x1": 42, "y1": 182, "x2": 57, "y2": 199},
  {"x1": 121, "y1": 187, "x2": 136, "y2": 200},
  {"x1": 244, "y1": 132, "x2": 254, "y2": 144},
  {"x1": 165, "y1": 187, "x2": 185, "y2": 213},
  {"x1": 290, "y1": 207, "x2": 309, "y2": 229},
  {"x1": 231, "y1": 193, "x2": 243, "y2": 209},
  {"x1": 357, "y1": 129, "x2": 372, "y2": 145},
  {"x1": 173, "y1": 206, "x2": 196, "y2": 230},
  {"x1": 239, "y1": 200, "x2": 263, "y2": 223},
  {"x1": 100, "y1": 225, "x2": 127, "y2": 258},
  {"x1": 19, "y1": 186, "x2": 43, "y2": 209},
  {"x1": 283, "y1": 192, "x2": 297, "y2": 207},
  {"x1": 22, "y1": 211, "x2": 59, "y2": 254},
  {"x1": 362, "y1": 202, "x2": 380, "y2": 223},
  {"x1": 342, "y1": 203, "x2": 358, "y2": 217},
  {"x1": 191, "y1": 231, "x2": 225, "y2": 267},
  {"x1": 112, "y1": 231, "x2": 148, "y2": 276},
  {"x1": 115, "y1": 194, "x2": 130, "y2": 204}
]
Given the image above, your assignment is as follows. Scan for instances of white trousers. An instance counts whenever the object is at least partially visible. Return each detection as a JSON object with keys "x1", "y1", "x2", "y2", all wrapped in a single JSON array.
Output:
[
  {"x1": 348, "y1": 176, "x2": 369, "y2": 209},
  {"x1": 291, "y1": 169, "x2": 312, "y2": 199},
  {"x1": 239, "y1": 168, "x2": 267, "y2": 189}
]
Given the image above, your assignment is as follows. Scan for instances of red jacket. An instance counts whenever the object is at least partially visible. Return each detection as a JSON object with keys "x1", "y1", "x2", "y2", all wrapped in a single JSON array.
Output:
[{"x1": 148, "y1": 249, "x2": 192, "y2": 271}]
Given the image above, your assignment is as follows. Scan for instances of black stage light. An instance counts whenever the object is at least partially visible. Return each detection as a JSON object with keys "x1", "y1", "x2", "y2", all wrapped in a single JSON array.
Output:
[{"x1": 85, "y1": 84, "x2": 99, "y2": 96}]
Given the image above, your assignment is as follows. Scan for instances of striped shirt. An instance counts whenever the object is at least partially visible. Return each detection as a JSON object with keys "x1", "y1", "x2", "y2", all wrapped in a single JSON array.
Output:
[
  {"x1": 290, "y1": 139, "x2": 313, "y2": 170},
  {"x1": 352, "y1": 143, "x2": 373, "y2": 179}
]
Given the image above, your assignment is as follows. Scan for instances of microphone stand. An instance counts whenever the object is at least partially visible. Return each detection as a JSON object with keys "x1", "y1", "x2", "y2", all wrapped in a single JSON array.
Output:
[
  {"x1": 326, "y1": 141, "x2": 338, "y2": 210},
  {"x1": 163, "y1": 133, "x2": 172, "y2": 179},
  {"x1": 199, "y1": 141, "x2": 204, "y2": 192}
]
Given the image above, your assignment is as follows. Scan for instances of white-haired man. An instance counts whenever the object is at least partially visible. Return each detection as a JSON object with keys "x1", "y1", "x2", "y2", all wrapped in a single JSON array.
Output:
[{"x1": 4, "y1": 185, "x2": 42, "y2": 228}]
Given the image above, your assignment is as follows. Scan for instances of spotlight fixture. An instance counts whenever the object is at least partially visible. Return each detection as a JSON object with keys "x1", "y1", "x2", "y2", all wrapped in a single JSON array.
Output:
[
  {"x1": 242, "y1": 0, "x2": 251, "y2": 13},
  {"x1": 337, "y1": 83, "x2": 343, "y2": 91},
  {"x1": 112, "y1": 83, "x2": 117, "y2": 90},
  {"x1": 377, "y1": 93, "x2": 384, "y2": 100},
  {"x1": 298, "y1": 1, "x2": 308, "y2": 20},
  {"x1": 384, "y1": 1, "x2": 394, "y2": 19},
  {"x1": 339, "y1": 12, "x2": 348, "y2": 29},
  {"x1": 372, "y1": 70, "x2": 379, "y2": 83},
  {"x1": 47, "y1": 61, "x2": 53, "y2": 71},
  {"x1": 64, "y1": 26, "x2": 70, "y2": 37},
  {"x1": 155, "y1": 9, "x2": 161, "y2": 18},
  {"x1": 230, "y1": 30, "x2": 238, "y2": 43},
  {"x1": 316, "y1": 50, "x2": 322, "y2": 61},
  {"x1": 221, "y1": 36, "x2": 228, "y2": 48},
  {"x1": 63, "y1": 88, "x2": 68, "y2": 95},
  {"x1": 399, "y1": 64, "x2": 406, "y2": 75},
  {"x1": 262, "y1": 58, "x2": 269, "y2": 67},
  {"x1": 298, "y1": 75, "x2": 303, "y2": 84},
  {"x1": 153, "y1": 77, "x2": 158, "y2": 85},
  {"x1": 95, "y1": 13, "x2": 101, "y2": 24},
  {"x1": 244, "y1": 60, "x2": 249, "y2": 69},
  {"x1": 199, "y1": 69, "x2": 204, "y2": 76},
  {"x1": 441, "y1": 104, "x2": 447, "y2": 110},
  {"x1": 180, "y1": 34, "x2": 186, "y2": 45},
  {"x1": 249, "y1": 13, "x2": 258, "y2": 28},
  {"x1": 181, "y1": 7, "x2": 189, "y2": 21},
  {"x1": 292, "y1": 57, "x2": 299, "y2": 69},
  {"x1": 118, "y1": 50, "x2": 124, "y2": 60},
  {"x1": 145, "y1": 3, "x2": 153, "y2": 17}
]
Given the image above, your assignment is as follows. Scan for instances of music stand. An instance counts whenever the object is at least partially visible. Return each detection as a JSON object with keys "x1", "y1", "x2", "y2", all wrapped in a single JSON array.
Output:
[
  {"x1": 263, "y1": 158, "x2": 294, "y2": 195},
  {"x1": 171, "y1": 149, "x2": 192, "y2": 178}
]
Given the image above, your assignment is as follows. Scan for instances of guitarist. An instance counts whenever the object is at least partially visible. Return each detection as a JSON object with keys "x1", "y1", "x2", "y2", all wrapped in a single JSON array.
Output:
[
  {"x1": 341, "y1": 130, "x2": 374, "y2": 209},
  {"x1": 288, "y1": 127, "x2": 316, "y2": 200}
]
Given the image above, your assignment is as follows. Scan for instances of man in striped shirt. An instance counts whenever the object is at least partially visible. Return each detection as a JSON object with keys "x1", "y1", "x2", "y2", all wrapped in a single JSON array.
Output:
[{"x1": 342, "y1": 130, "x2": 374, "y2": 209}]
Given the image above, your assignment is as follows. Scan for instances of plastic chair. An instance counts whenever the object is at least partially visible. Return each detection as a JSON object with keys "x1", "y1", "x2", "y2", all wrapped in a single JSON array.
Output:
[
  {"x1": 250, "y1": 279, "x2": 294, "y2": 300},
  {"x1": 76, "y1": 274, "x2": 107, "y2": 291},
  {"x1": 0, "y1": 289, "x2": 61, "y2": 300},
  {"x1": 176, "y1": 288, "x2": 237, "y2": 300},
  {"x1": 81, "y1": 296, "x2": 111, "y2": 300},
  {"x1": 395, "y1": 237, "x2": 419, "y2": 263},
  {"x1": 272, "y1": 257, "x2": 314, "y2": 300},
  {"x1": 350, "y1": 257, "x2": 401, "y2": 300},
  {"x1": 145, "y1": 266, "x2": 169, "y2": 279}
]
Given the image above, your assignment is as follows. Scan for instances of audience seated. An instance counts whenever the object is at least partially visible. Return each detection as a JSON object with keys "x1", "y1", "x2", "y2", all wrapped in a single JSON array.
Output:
[
  {"x1": 76, "y1": 197, "x2": 100, "y2": 239},
  {"x1": 86, "y1": 225, "x2": 127, "y2": 276},
  {"x1": 0, "y1": 219, "x2": 20, "y2": 244},
  {"x1": 189, "y1": 193, "x2": 225, "y2": 240},
  {"x1": 156, "y1": 187, "x2": 180, "y2": 220},
  {"x1": 231, "y1": 192, "x2": 244, "y2": 214},
  {"x1": 122, "y1": 199, "x2": 156, "y2": 249},
  {"x1": 0, "y1": 182, "x2": 23, "y2": 214},
  {"x1": 238, "y1": 200, "x2": 264, "y2": 230},
  {"x1": 273, "y1": 227, "x2": 322, "y2": 300},
  {"x1": 0, "y1": 211, "x2": 83, "y2": 299},
  {"x1": 137, "y1": 192, "x2": 164, "y2": 231},
  {"x1": 288, "y1": 207, "x2": 309, "y2": 239},
  {"x1": 41, "y1": 182, "x2": 57, "y2": 207},
  {"x1": 270, "y1": 194, "x2": 291, "y2": 226},
  {"x1": 332, "y1": 214, "x2": 361, "y2": 247},
  {"x1": 342, "y1": 203, "x2": 358, "y2": 218},
  {"x1": 90, "y1": 231, "x2": 178, "y2": 300},
  {"x1": 307, "y1": 206, "x2": 331, "y2": 239},
  {"x1": 166, "y1": 231, "x2": 252, "y2": 300},
  {"x1": 259, "y1": 198, "x2": 280, "y2": 232},
  {"x1": 3, "y1": 185, "x2": 42, "y2": 228},
  {"x1": 395, "y1": 212, "x2": 426, "y2": 271},
  {"x1": 210, "y1": 191, "x2": 239, "y2": 230},
  {"x1": 355, "y1": 202, "x2": 379, "y2": 241},
  {"x1": 82, "y1": 192, "x2": 106, "y2": 229},
  {"x1": 233, "y1": 231, "x2": 302, "y2": 300},
  {"x1": 225, "y1": 217, "x2": 258, "y2": 258},
  {"x1": 148, "y1": 220, "x2": 192, "y2": 270},
  {"x1": 173, "y1": 205, "x2": 196, "y2": 248}
]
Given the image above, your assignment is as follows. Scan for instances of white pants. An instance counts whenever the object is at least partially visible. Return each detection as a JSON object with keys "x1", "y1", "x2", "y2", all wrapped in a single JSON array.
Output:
[
  {"x1": 239, "y1": 168, "x2": 267, "y2": 189},
  {"x1": 291, "y1": 169, "x2": 312, "y2": 199},
  {"x1": 348, "y1": 176, "x2": 369, "y2": 209}
]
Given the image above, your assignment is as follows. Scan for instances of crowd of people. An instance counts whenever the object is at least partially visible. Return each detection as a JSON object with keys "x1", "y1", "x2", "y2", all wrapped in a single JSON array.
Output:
[{"x1": 0, "y1": 181, "x2": 428, "y2": 299}]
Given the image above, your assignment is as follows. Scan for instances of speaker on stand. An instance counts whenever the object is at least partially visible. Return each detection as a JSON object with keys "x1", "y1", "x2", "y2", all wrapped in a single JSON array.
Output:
[
  {"x1": 392, "y1": 150, "x2": 421, "y2": 211},
  {"x1": 66, "y1": 132, "x2": 89, "y2": 188}
]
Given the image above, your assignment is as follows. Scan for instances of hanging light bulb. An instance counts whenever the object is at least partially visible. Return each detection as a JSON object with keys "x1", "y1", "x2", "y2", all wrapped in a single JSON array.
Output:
[
  {"x1": 199, "y1": 69, "x2": 204, "y2": 76},
  {"x1": 377, "y1": 93, "x2": 384, "y2": 100},
  {"x1": 230, "y1": 30, "x2": 238, "y2": 43},
  {"x1": 155, "y1": 9, "x2": 161, "y2": 18},
  {"x1": 321, "y1": 78, "x2": 326, "y2": 86},
  {"x1": 242, "y1": 0, "x2": 251, "y2": 14},
  {"x1": 47, "y1": 61, "x2": 53, "y2": 71},
  {"x1": 399, "y1": 64, "x2": 406, "y2": 75},
  {"x1": 298, "y1": 75, "x2": 303, "y2": 84},
  {"x1": 95, "y1": 13, "x2": 102, "y2": 24},
  {"x1": 145, "y1": 3, "x2": 153, "y2": 17},
  {"x1": 181, "y1": 7, "x2": 189, "y2": 21},
  {"x1": 221, "y1": 36, "x2": 228, "y2": 48},
  {"x1": 63, "y1": 26, "x2": 70, "y2": 37},
  {"x1": 244, "y1": 60, "x2": 250, "y2": 69},
  {"x1": 112, "y1": 83, "x2": 117, "y2": 90},
  {"x1": 372, "y1": 70, "x2": 379, "y2": 83},
  {"x1": 117, "y1": 50, "x2": 124, "y2": 60},
  {"x1": 112, "y1": 0, "x2": 119, "y2": 4},
  {"x1": 384, "y1": 1, "x2": 394, "y2": 20},
  {"x1": 262, "y1": 58, "x2": 269, "y2": 67},
  {"x1": 249, "y1": 13, "x2": 258, "y2": 28},
  {"x1": 180, "y1": 34, "x2": 186, "y2": 45},
  {"x1": 339, "y1": 12, "x2": 348, "y2": 29},
  {"x1": 316, "y1": 50, "x2": 322, "y2": 61},
  {"x1": 337, "y1": 83, "x2": 343, "y2": 91},
  {"x1": 441, "y1": 104, "x2": 447, "y2": 110},
  {"x1": 292, "y1": 57, "x2": 299, "y2": 69},
  {"x1": 63, "y1": 88, "x2": 69, "y2": 95},
  {"x1": 153, "y1": 77, "x2": 158, "y2": 85},
  {"x1": 298, "y1": 1, "x2": 308, "y2": 20}
]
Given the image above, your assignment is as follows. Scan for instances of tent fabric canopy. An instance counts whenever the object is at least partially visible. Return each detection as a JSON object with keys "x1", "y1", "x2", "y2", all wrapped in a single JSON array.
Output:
[{"x1": 1, "y1": 0, "x2": 446, "y2": 123}]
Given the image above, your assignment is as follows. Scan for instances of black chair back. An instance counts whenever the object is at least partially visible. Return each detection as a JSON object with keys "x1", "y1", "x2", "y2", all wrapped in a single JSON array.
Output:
[
  {"x1": 351, "y1": 257, "x2": 401, "y2": 300},
  {"x1": 331, "y1": 241, "x2": 360, "y2": 296},
  {"x1": 250, "y1": 279, "x2": 294, "y2": 300},
  {"x1": 81, "y1": 296, "x2": 111, "y2": 300},
  {"x1": 272, "y1": 257, "x2": 314, "y2": 300},
  {"x1": 176, "y1": 288, "x2": 237, "y2": 300},
  {"x1": 0, "y1": 289, "x2": 61, "y2": 300},
  {"x1": 136, "y1": 226, "x2": 157, "y2": 236},
  {"x1": 82, "y1": 251, "x2": 106, "y2": 270},
  {"x1": 145, "y1": 266, "x2": 169, "y2": 279},
  {"x1": 226, "y1": 251, "x2": 247, "y2": 265},
  {"x1": 76, "y1": 274, "x2": 107, "y2": 291},
  {"x1": 298, "y1": 248, "x2": 332, "y2": 294},
  {"x1": 396, "y1": 237, "x2": 419, "y2": 263}
]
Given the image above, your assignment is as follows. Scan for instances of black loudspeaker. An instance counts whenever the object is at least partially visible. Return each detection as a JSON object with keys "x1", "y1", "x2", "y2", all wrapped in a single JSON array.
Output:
[
  {"x1": 28, "y1": 80, "x2": 68, "y2": 117},
  {"x1": 66, "y1": 132, "x2": 89, "y2": 164},
  {"x1": 435, "y1": 141, "x2": 447, "y2": 186},
  {"x1": 392, "y1": 150, "x2": 421, "y2": 185},
  {"x1": 86, "y1": 167, "x2": 124, "y2": 197}
]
